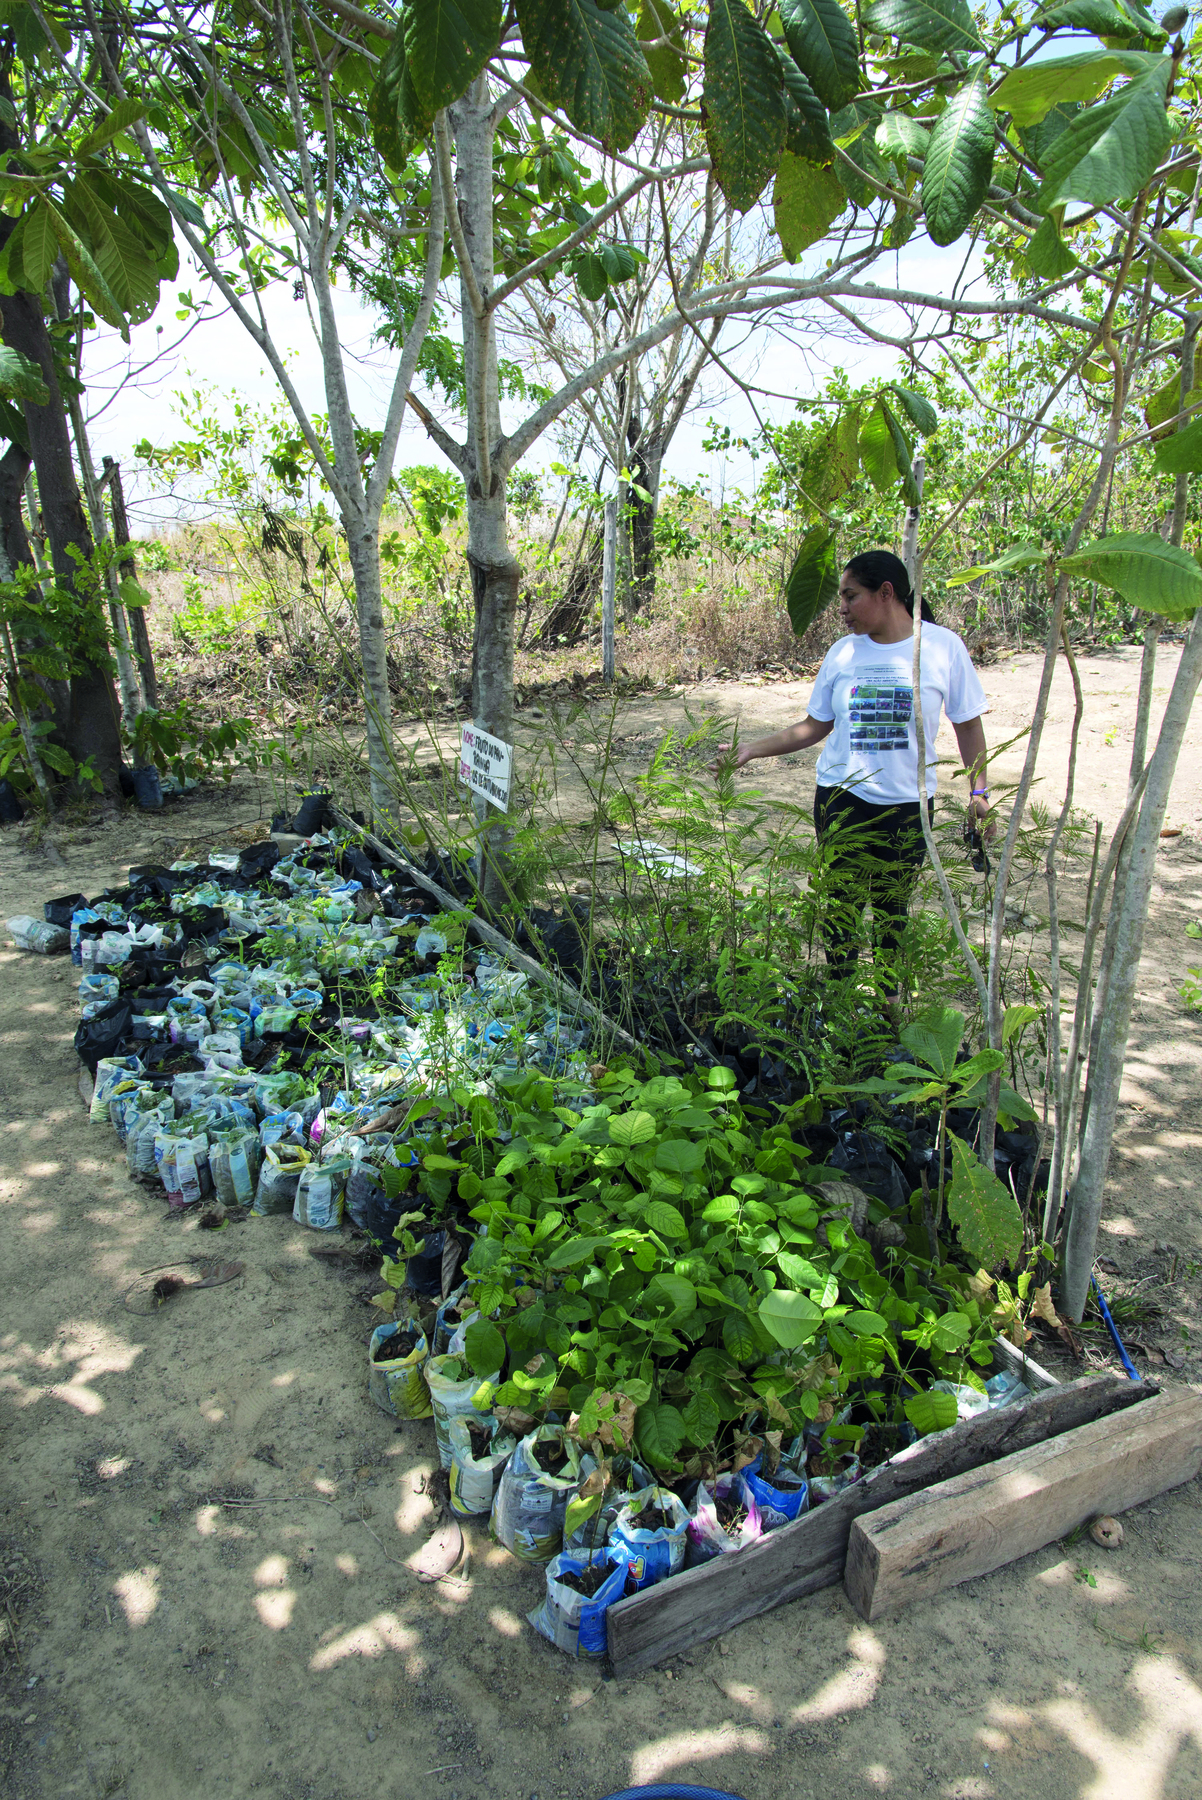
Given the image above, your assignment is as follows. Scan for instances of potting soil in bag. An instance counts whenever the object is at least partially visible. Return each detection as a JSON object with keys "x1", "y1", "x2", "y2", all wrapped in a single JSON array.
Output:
[
  {"x1": 209, "y1": 1127, "x2": 261, "y2": 1205},
  {"x1": 367, "y1": 1322, "x2": 432, "y2": 1419},
  {"x1": 424, "y1": 1353, "x2": 501, "y2": 1471},
  {"x1": 564, "y1": 1455, "x2": 652, "y2": 1557},
  {"x1": 490, "y1": 1427, "x2": 582, "y2": 1564},
  {"x1": 527, "y1": 1552, "x2": 630, "y2": 1658},
  {"x1": 608, "y1": 1486, "x2": 690, "y2": 1588},
  {"x1": 293, "y1": 1156, "x2": 351, "y2": 1231},
  {"x1": 252, "y1": 1142, "x2": 310, "y2": 1216},
  {"x1": 90, "y1": 1055, "x2": 142, "y2": 1122},
  {"x1": 685, "y1": 1472, "x2": 763, "y2": 1566},
  {"x1": 259, "y1": 1110, "x2": 305, "y2": 1150},
  {"x1": 108, "y1": 1079, "x2": 152, "y2": 1141},
  {"x1": 743, "y1": 1457, "x2": 809, "y2": 1531},
  {"x1": 432, "y1": 1283, "x2": 471, "y2": 1355},
  {"x1": 447, "y1": 1416, "x2": 517, "y2": 1517}
]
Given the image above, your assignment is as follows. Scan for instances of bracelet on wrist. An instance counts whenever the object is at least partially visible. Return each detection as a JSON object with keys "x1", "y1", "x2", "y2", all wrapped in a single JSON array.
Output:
[{"x1": 972, "y1": 789, "x2": 990, "y2": 798}]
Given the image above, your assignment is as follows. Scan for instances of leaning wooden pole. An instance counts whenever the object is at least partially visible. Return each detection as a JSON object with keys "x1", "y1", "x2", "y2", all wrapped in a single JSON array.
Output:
[{"x1": 102, "y1": 458, "x2": 157, "y2": 708}]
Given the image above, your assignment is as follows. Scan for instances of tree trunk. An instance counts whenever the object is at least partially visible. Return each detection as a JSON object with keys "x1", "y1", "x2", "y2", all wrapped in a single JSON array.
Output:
[
  {"x1": 0, "y1": 287, "x2": 122, "y2": 796},
  {"x1": 0, "y1": 440, "x2": 71, "y2": 745},
  {"x1": 104, "y1": 457, "x2": 158, "y2": 708},
  {"x1": 345, "y1": 519, "x2": 397, "y2": 822},
  {"x1": 627, "y1": 432, "x2": 662, "y2": 613},
  {"x1": 453, "y1": 81, "x2": 520, "y2": 906},
  {"x1": 1061, "y1": 610, "x2": 1202, "y2": 1319}
]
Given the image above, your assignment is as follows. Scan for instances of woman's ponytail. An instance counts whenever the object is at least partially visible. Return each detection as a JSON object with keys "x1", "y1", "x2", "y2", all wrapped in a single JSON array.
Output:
[{"x1": 843, "y1": 548, "x2": 936, "y2": 622}]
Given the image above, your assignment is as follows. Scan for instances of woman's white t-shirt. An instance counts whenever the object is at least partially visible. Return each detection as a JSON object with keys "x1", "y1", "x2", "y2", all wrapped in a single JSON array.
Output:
[{"x1": 806, "y1": 624, "x2": 987, "y2": 804}]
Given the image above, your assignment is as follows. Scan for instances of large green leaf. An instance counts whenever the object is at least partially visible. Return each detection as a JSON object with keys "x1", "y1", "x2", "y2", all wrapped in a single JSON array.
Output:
[
  {"x1": 777, "y1": 47, "x2": 834, "y2": 161},
  {"x1": 858, "y1": 399, "x2": 899, "y2": 492},
  {"x1": 779, "y1": 0, "x2": 859, "y2": 113},
  {"x1": 901, "y1": 1005, "x2": 965, "y2": 1075},
  {"x1": 1037, "y1": 0, "x2": 1143, "y2": 33},
  {"x1": 75, "y1": 97, "x2": 147, "y2": 160},
  {"x1": 635, "y1": 1399, "x2": 686, "y2": 1465},
  {"x1": 637, "y1": 0, "x2": 686, "y2": 104},
  {"x1": 1036, "y1": 61, "x2": 1171, "y2": 209},
  {"x1": 64, "y1": 179, "x2": 160, "y2": 322},
  {"x1": 890, "y1": 383, "x2": 938, "y2": 437},
  {"x1": 876, "y1": 110, "x2": 930, "y2": 163},
  {"x1": 776, "y1": 1251, "x2": 828, "y2": 1289},
  {"x1": 991, "y1": 48, "x2": 1158, "y2": 128},
  {"x1": 17, "y1": 201, "x2": 57, "y2": 296},
  {"x1": 945, "y1": 541, "x2": 1045, "y2": 586},
  {"x1": 703, "y1": 0, "x2": 787, "y2": 212},
  {"x1": 644, "y1": 1199, "x2": 688, "y2": 1239},
  {"x1": 882, "y1": 401, "x2": 920, "y2": 507},
  {"x1": 758, "y1": 1287, "x2": 824, "y2": 1348},
  {"x1": 41, "y1": 199, "x2": 126, "y2": 333},
  {"x1": 368, "y1": 32, "x2": 427, "y2": 166},
  {"x1": 463, "y1": 1318, "x2": 506, "y2": 1376},
  {"x1": 863, "y1": 0, "x2": 982, "y2": 55},
  {"x1": 517, "y1": 0, "x2": 653, "y2": 152},
  {"x1": 1058, "y1": 531, "x2": 1202, "y2": 620},
  {"x1": 904, "y1": 1387, "x2": 959, "y2": 1434},
  {"x1": 655, "y1": 1137, "x2": 706, "y2": 1174},
  {"x1": 609, "y1": 1109, "x2": 657, "y2": 1146},
  {"x1": 401, "y1": 0, "x2": 502, "y2": 115},
  {"x1": 946, "y1": 1133, "x2": 1023, "y2": 1270},
  {"x1": 0, "y1": 346, "x2": 48, "y2": 406},
  {"x1": 773, "y1": 152, "x2": 845, "y2": 259},
  {"x1": 646, "y1": 1272, "x2": 697, "y2": 1319},
  {"x1": 922, "y1": 69, "x2": 994, "y2": 246},
  {"x1": 681, "y1": 1388, "x2": 721, "y2": 1446},
  {"x1": 1153, "y1": 414, "x2": 1202, "y2": 475},
  {"x1": 784, "y1": 526, "x2": 839, "y2": 637},
  {"x1": 1024, "y1": 214, "x2": 1078, "y2": 278},
  {"x1": 722, "y1": 1309, "x2": 759, "y2": 1361}
]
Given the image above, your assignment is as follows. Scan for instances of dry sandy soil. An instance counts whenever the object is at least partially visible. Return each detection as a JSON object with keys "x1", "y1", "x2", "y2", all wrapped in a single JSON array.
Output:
[{"x1": 1, "y1": 643, "x2": 1201, "y2": 1800}]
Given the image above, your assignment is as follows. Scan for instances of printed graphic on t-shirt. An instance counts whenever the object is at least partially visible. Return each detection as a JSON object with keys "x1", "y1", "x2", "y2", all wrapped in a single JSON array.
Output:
[{"x1": 848, "y1": 668, "x2": 913, "y2": 751}]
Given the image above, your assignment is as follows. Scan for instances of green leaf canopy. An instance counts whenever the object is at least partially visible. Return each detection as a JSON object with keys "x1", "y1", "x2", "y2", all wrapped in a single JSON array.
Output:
[
  {"x1": 922, "y1": 69, "x2": 994, "y2": 246},
  {"x1": 637, "y1": 0, "x2": 687, "y2": 104},
  {"x1": 991, "y1": 49, "x2": 1158, "y2": 129},
  {"x1": 0, "y1": 345, "x2": 48, "y2": 406},
  {"x1": 1058, "y1": 532, "x2": 1202, "y2": 620},
  {"x1": 704, "y1": 0, "x2": 788, "y2": 212},
  {"x1": 517, "y1": 0, "x2": 653, "y2": 152}
]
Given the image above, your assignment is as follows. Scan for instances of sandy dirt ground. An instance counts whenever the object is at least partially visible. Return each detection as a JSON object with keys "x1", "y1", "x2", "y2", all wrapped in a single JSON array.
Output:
[{"x1": 2, "y1": 643, "x2": 1201, "y2": 1800}]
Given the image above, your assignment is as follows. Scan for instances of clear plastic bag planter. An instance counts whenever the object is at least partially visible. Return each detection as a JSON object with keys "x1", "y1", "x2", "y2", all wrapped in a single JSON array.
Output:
[
  {"x1": 90, "y1": 1055, "x2": 143, "y2": 1123},
  {"x1": 447, "y1": 1416, "x2": 516, "y2": 1517},
  {"x1": 685, "y1": 1472, "x2": 764, "y2": 1566},
  {"x1": 293, "y1": 1156, "x2": 351, "y2": 1231},
  {"x1": 527, "y1": 1552, "x2": 630, "y2": 1658},
  {"x1": 6, "y1": 915, "x2": 69, "y2": 954},
  {"x1": 127, "y1": 1094, "x2": 177, "y2": 1177},
  {"x1": 367, "y1": 1322, "x2": 432, "y2": 1419},
  {"x1": 251, "y1": 1142, "x2": 310, "y2": 1216},
  {"x1": 424, "y1": 1353, "x2": 501, "y2": 1471},
  {"x1": 209, "y1": 1127, "x2": 261, "y2": 1206},
  {"x1": 154, "y1": 1125, "x2": 212, "y2": 1208},
  {"x1": 608, "y1": 1486, "x2": 690, "y2": 1589},
  {"x1": 563, "y1": 1455, "x2": 652, "y2": 1559},
  {"x1": 490, "y1": 1427, "x2": 582, "y2": 1564},
  {"x1": 108, "y1": 1080, "x2": 153, "y2": 1142}
]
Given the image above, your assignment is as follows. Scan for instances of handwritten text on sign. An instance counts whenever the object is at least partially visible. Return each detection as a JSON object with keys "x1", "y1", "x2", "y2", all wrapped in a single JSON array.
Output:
[{"x1": 458, "y1": 723, "x2": 513, "y2": 813}]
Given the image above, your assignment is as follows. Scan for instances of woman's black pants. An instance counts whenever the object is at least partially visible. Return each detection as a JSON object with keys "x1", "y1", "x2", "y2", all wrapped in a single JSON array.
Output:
[{"x1": 813, "y1": 784, "x2": 933, "y2": 981}]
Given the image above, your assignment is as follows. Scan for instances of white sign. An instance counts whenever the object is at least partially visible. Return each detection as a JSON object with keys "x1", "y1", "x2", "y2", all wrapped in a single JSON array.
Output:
[{"x1": 458, "y1": 723, "x2": 513, "y2": 812}]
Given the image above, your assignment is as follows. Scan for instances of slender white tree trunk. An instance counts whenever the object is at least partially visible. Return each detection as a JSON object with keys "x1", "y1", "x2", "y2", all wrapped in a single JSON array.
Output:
[
  {"x1": 452, "y1": 80, "x2": 520, "y2": 904},
  {"x1": 1061, "y1": 611, "x2": 1202, "y2": 1317}
]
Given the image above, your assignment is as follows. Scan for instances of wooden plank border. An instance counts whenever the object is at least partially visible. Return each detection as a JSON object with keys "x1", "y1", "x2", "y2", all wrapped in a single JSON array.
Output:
[{"x1": 606, "y1": 1370, "x2": 1155, "y2": 1677}]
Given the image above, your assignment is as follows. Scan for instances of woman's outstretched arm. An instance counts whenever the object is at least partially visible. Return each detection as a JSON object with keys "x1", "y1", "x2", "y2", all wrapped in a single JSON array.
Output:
[{"x1": 710, "y1": 714, "x2": 834, "y2": 774}]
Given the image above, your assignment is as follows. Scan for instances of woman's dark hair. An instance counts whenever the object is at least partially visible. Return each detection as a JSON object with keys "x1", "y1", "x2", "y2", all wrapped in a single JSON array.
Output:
[{"x1": 843, "y1": 549, "x2": 936, "y2": 622}]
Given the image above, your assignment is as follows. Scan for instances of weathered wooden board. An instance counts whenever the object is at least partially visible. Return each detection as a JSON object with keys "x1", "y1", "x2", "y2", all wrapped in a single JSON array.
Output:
[
  {"x1": 606, "y1": 1371, "x2": 1155, "y2": 1677},
  {"x1": 990, "y1": 1333, "x2": 1058, "y2": 1391},
  {"x1": 844, "y1": 1385, "x2": 1202, "y2": 1621}
]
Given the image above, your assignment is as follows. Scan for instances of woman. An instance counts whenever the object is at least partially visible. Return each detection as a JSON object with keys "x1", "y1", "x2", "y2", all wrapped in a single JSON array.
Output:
[{"x1": 716, "y1": 549, "x2": 993, "y2": 991}]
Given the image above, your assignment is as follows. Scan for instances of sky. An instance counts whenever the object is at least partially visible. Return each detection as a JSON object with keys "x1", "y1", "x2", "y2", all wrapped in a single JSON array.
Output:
[{"x1": 80, "y1": 230, "x2": 990, "y2": 534}]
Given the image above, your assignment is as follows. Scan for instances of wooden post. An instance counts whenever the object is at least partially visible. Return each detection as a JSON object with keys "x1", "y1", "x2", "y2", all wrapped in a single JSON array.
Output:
[
  {"x1": 602, "y1": 495, "x2": 616, "y2": 682},
  {"x1": 103, "y1": 458, "x2": 158, "y2": 709}
]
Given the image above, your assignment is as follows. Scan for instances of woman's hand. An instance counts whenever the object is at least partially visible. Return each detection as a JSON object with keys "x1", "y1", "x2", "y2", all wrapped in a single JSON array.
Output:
[
  {"x1": 708, "y1": 742, "x2": 753, "y2": 776},
  {"x1": 972, "y1": 793, "x2": 997, "y2": 844}
]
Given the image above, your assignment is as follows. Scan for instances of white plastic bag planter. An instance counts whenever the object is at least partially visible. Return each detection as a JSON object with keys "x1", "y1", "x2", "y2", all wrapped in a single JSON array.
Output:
[
  {"x1": 447, "y1": 1416, "x2": 516, "y2": 1517},
  {"x1": 490, "y1": 1427, "x2": 582, "y2": 1564}
]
